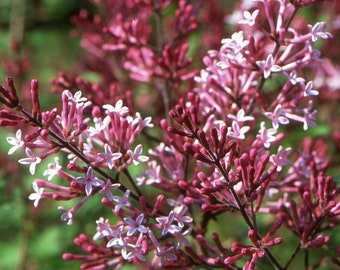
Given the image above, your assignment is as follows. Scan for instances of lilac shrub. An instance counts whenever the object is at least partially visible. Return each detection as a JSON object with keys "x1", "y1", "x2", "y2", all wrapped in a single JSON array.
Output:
[{"x1": 1, "y1": 0, "x2": 340, "y2": 269}]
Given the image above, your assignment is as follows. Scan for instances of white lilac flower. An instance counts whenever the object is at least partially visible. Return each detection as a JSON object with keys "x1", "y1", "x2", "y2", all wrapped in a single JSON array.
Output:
[
  {"x1": 28, "y1": 181, "x2": 44, "y2": 207},
  {"x1": 18, "y1": 148, "x2": 41, "y2": 175},
  {"x1": 103, "y1": 99, "x2": 129, "y2": 116},
  {"x1": 227, "y1": 121, "x2": 250, "y2": 139},
  {"x1": 238, "y1": 9, "x2": 259, "y2": 26},
  {"x1": 7, "y1": 129, "x2": 24, "y2": 155},
  {"x1": 43, "y1": 157, "x2": 62, "y2": 181}
]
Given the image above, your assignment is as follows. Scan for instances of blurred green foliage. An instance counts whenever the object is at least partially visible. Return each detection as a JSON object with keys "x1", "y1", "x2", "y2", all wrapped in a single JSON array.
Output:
[{"x1": 0, "y1": 1, "x2": 91, "y2": 269}]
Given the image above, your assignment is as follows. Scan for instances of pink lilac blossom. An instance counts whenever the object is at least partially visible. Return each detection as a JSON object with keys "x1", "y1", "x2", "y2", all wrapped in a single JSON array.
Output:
[
  {"x1": 7, "y1": 129, "x2": 24, "y2": 155},
  {"x1": 0, "y1": 0, "x2": 339, "y2": 269}
]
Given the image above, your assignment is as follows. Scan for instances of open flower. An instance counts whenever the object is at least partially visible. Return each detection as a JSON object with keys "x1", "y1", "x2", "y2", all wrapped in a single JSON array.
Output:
[
  {"x1": 18, "y1": 148, "x2": 41, "y2": 175},
  {"x1": 238, "y1": 9, "x2": 259, "y2": 26},
  {"x1": 124, "y1": 213, "x2": 148, "y2": 236},
  {"x1": 127, "y1": 144, "x2": 149, "y2": 165},
  {"x1": 28, "y1": 181, "x2": 44, "y2": 207},
  {"x1": 7, "y1": 129, "x2": 24, "y2": 155},
  {"x1": 98, "y1": 144, "x2": 122, "y2": 169},
  {"x1": 75, "y1": 167, "x2": 105, "y2": 196},
  {"x1": 256, "y1": 54, "x2": 282, "y2": 79}
]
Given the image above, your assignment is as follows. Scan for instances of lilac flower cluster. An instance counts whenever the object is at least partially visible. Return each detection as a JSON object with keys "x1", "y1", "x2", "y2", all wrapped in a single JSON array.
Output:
[{"x1": 1, "y1": 0, "x2": 340, "y2": 269}]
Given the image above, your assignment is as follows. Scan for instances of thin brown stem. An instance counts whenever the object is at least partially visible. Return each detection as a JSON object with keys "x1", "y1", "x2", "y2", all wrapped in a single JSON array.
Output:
[{"x1": 284, "y1": 244, "x2": 301, "y2": 269}]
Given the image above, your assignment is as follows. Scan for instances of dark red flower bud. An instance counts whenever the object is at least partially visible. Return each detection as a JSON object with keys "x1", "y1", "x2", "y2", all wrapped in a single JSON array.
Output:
[{"x1": 30, "y1": 79, "x2": 41, "y2": 121}]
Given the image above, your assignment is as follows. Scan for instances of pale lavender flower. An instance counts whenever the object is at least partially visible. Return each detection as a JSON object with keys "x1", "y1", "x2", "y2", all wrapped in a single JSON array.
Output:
[
  {"x1": 106, "y1": 225, "x2": 125, "y2": 248},
  {"x1": 308, "y1": 22, "x2": 333, "y2": 42},
  {"x1": 121, "y1": 242, "x2": 146, "y2": 262},
  {"x1": 136, "y1": 160, "x2": 161, "y2": 186},
  {"x1": 98, "y1": 180, "x2": 121, "y2": 200},
  {"x1": 256, "y1": 54, "x2": 282, "y2": 79},
  {"x1": 303, "y1": 103, "x2": 318, "y2": 130},
  {"x1": 124, "y1": 213, "x2": 148, "y2": 236},
  {"x1": 156, "y1": 211, "x2": 179, "y2": 236},
  {"x1": 173, "y1": 227, "x2": 192, "y2": 249},
  {"x1": 264, "y1": 104, "x2": 290, "y2": 129},
  {"x1": 166, "y1": 195, "x2": 185, "y2": 208},
  {"x1": 148, "y1": 230, "x2": 177, "y2": 267},
  {"x1": 286, "y1": 70, "x2": 305, "y2": 85},
  {"x1": 18, "y1": 148, "x2": 41, "y2": 175},
  {"x1": 98, "y1": 144, "x2": 122, "y2": 169},
  {"x1": 112, "y1": 190, "x2": 131, "y2": 213},
  {"x1": 7, "y1": 129, "x2": 24, "y2": 155},
  {"x1": 132, "y1": 112, "x2": 154, "y2": 128},
  {"x1": 93, "y1": 217, "x2": 114, "y2": 240},
  {"x1": 127, "y1": 144, "x2": 149, "y2": 165},
  {"x1": 75, "y1": 167, "x2": 105, "y2": 196},
  {"x1": 173, "y1": 205, "x2": 193, "y2": 228},
  {"x1": 28, "y1": 181, "x2": 44, "y2": 207},
  {"x1": 58, "y1": 206, "x2": 74, "y2": 225},
  {"x1": 256, "y1": 122, "x2": 277, "y2": 148},
  {"x1": 270, "y1": 146, "x2": 292, "y2": 172},
  {"x1": 87, "y1": 116, "x2": 110, "y2": 136},
  {"x1": 301, "y1": 81, "x2": 318, "y2": 97}
]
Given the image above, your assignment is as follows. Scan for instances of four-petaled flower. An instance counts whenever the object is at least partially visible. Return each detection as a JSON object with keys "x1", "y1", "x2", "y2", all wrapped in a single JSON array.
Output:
[
  {"x1": 270, "y1": 146, "x2": 292, "y2": 172},
  {"x1": 43, "y1": 157, "x2": 62, "y2": 181},
  {"x1": 127, "y1": 144, "x2": 149, "y2": 165},
  {"x1": 221, "y1": 31, "x2": 249, "y2": 54},
  {"x1": 7, "y1": 129, "x2": 24, "y2": 155},
  {"x1": 156, "y1": 211, "x2": 180, "y2": 236},
  {"x1": 63, "y1": 90, "x2": 88, "y2": 104},
  {"x1": 227, "y1": 121, "x2": 250, "y2": 139},
  {"x1": 112, "y1": 190, "x2": 131, "y2": 213},
  {"x1": 28, "y1": 181, "x2": 44, "y2": 207},
  {"x1": 93, "y1": 217, "x2": 114, "y2": 240},
  {"x1": 301, "y1": 81, "x2": 318, "y2": 97},
  {"x1": 173, "y1": 205, "x2": 193, "y2": 228},
  {"x1": 98, "y1": 144, "x2": 122, "y2": 169},
  {"x1": 58, "y1": 206, "x2": 74, "y2": 225},
  {"x1": 228, "y1": 109, "x2": 254, "y2": 123},
  {"x1": 303, "y1": 102, "x2": 318, "y2": 130},
  {"x1": 124, "y1": 213, "x2": 148, "y2": 236},
  {"x1": 256, "y1": 54, "x2": 282, "y2": 79},
  {"x1": 75, "y1": 167, "x2": 105, "y2": 196},
  {"x1": 238, "y1": 9, "x2": 259, "y2": 26},
  {"x1": 98, "y1": 179, "x2": 121, "y2": 200},
  {"x1": 264, "y1": 104, "x2": 290, "y2": 130},
  {"x1": 106, "y1": 225, "x2": 125, "y2": 248},
  {"x1": 136, "y1": 160, "x2": 161, "y2": 186},
  {"x1": 18, "y1": 148, "x2": 41, "y2": 175},
  {"x1": 103, "y1": 99, "x2": 129, "y2": 116},
  {"x1": 286, "y1": 70, "x2": 305, "y2": 85},
  {"x1": 256, "y1": 122, "x2": 277, "y2": 148},
  {"x1": 308, "y1": 22, "x2": 333, "y2": 42},
  {"x1": 121, "y1": 242, "x2": 146, "y2": 262}
]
